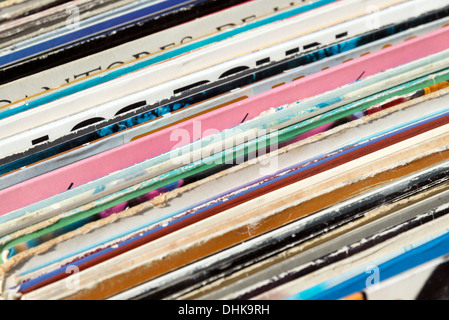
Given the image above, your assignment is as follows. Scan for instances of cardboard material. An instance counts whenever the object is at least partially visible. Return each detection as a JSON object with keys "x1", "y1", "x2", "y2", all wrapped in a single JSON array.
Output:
[
  {"x1": 3, "y1": 0, "x2": 449, "y2": 301},
  {"x1": 0, "y1": 0, "x2": 313, "y2": 104},
  {"x1": 2, "y1": 20, "x2": 449, "y2": 216},
  {"x1": 5, "y1": 90, "x2": 449, "y2": 298},
  {"x1": 0, "y1": 0, "x2": 407, "y2": 134},
  {"x1": 3, "y1": 7, "x2": 449, "y2": 163}
]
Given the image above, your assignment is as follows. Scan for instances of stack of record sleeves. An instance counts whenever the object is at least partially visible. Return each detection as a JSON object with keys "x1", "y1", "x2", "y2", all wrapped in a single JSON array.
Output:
[{"x1": 2, "y1": 0, "x2": 449, "y2": 302}]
